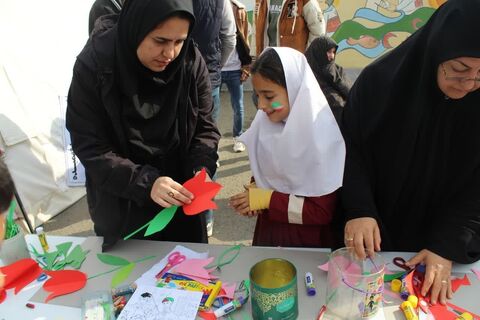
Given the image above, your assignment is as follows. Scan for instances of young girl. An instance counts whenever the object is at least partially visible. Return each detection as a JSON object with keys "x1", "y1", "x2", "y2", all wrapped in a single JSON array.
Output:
[{"x1": 229, "y1": 47, "x2": 345, "y2": 247}]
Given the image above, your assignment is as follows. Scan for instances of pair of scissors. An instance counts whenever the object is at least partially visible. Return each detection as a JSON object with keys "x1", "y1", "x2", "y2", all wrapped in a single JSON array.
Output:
[
  {"x1": 393, "y1": 257, "x2": 412, "y2": 271},
  {"x1": 155, "y1": 251, "x2": 186, "y2": 279}
]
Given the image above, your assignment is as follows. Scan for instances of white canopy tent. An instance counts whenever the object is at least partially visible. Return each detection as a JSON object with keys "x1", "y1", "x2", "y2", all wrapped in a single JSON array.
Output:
[{"x1": 0, "y1": 0, "x2": 95, "y2": 229}]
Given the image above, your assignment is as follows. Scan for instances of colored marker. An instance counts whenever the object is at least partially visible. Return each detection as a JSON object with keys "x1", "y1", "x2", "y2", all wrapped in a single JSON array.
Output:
[
  {"x1": 305, "y1": 272, "x2": 316, "y2": 296},
  {"x1": 204, "y1": 281, "x2": 222, "y2": 309},
  {"x1": 214, "y1": 297, "x2": 244, "y2": 318},
  {"x1": 271, "y1": 102, "x2": 284, "y2": 110},
  {"x1": 455, "y1": 313, "x2": 473, "y2": 320}
]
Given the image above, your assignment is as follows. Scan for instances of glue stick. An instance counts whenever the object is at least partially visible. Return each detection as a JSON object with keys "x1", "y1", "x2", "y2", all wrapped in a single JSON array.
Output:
[
  {"x1": 400, "y1": 301, "x2": 418, "y2": 320},
  {"x1": 36, "y1": 227, "x2": 49, "y2": 252},
  {"x1": 455, "y1": 312, "x2": 473, "y2": 320}
]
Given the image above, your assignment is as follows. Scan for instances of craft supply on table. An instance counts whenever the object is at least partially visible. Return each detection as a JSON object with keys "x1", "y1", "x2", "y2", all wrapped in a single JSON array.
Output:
[
  {"x1": 81, "y1": 291, "x2": 115, "y2": 320},
  {"x1": 36, "y1": 227, "x2": 49, "y2": 253},
  {"x1": 305, "y1": 272, "x2": 316, "y2": 296},
  {"x1": 155, "y1": 251, "x2": 186, "y2": 279},
  {"x1": 111, "y1": 283, "x2": 137, "y2": 317},
  {"x1": 400, "y1": 301, "x2": 418, "y2": 320}
]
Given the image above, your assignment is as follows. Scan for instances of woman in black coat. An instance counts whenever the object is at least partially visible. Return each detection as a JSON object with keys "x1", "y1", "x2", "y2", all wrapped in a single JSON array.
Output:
[
  {"x1": 341, "y1": 0, "x2": 480, "y2": 305},
  {"x1": 305, "y1": 36, "x2": 351, "y2": 122},
  {"x1": 67, "y1": 0, "x2": 220, "y2": 249}
]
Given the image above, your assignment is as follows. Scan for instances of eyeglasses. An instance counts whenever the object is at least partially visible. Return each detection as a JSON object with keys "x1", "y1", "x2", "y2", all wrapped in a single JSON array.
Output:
[{"x1": 441, "y1": 63, "x2": 480, "y2": 84}]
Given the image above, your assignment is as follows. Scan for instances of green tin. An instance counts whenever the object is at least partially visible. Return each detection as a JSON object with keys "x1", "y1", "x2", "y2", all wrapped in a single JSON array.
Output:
[{"x1": 250, "y1": 258, "x2": 298, "y2": 320}]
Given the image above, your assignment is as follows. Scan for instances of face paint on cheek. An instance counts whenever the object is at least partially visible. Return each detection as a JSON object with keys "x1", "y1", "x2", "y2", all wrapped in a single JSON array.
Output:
[{"x1": 271, "y1": 102, "x2": 284, "y2": 111}]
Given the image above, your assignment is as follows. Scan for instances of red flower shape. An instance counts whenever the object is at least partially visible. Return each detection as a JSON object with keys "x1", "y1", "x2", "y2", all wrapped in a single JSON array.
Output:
[
  {"x1": 43, "y1": 270, "x2": 87, "y2": 302},
  {"x1": 0, "y1": 258, "x2": 42, "y2": 297},
  {"x1": 183, "y1": 168, "x2": 222, "y2": 215}
]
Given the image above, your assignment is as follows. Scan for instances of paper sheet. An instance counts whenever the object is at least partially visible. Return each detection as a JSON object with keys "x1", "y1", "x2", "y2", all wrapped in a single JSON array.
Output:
[
  {"x1": 135, "y1": 245, "x2": 209, "y2": 287},
  {"x1": 117, "y1": 285, "x2": 202, "y2": 320}
]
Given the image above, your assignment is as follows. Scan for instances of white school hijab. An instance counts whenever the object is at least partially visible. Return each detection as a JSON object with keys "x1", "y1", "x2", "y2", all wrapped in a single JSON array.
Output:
[{"x1": 240, "y1": 47, "x2": 346, "y2": 196}]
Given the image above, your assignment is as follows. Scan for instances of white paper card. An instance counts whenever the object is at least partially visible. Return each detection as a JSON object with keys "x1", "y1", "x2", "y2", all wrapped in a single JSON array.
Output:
[{"x1": 117, "y1": 285, "x2": 202, "y2": 320}]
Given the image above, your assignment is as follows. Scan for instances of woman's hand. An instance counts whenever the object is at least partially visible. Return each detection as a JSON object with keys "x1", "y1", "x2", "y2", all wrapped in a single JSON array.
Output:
[
  {"x1": 406, "y1": 249, "x2": 453, "y2": 305},
  {"x1": 150, "y1": 176, "x2": 194, "y2": 208},
  {"x1": 344, "y1": 217, "x2": 381, "y2": 259}
]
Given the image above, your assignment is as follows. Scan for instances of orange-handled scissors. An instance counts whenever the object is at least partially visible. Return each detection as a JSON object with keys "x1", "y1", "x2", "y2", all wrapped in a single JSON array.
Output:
[{"x1": 155, "y1": 251, "x2": 186, "y2": 279}]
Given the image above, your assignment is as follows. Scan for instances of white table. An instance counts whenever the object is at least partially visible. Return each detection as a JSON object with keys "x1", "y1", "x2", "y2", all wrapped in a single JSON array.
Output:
[{"x1": 1, "y1": 235, "x2": 479, "y2": 320}]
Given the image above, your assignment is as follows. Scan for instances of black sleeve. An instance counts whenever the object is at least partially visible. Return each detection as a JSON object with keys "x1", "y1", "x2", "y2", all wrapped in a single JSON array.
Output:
[
  {"x1": 426, "y1": 167, "x2": 480, "y2": 263},
  {"x1": 336, "y1": 68, "x2": 352, "y2": 100},
  {"x1": 66, "y1": 59, "x2": 160, "y2": 205},
  {"x1": 184, "y1": 50, "x2": 221, "y2": 178},
  {"x1": 340, "y1": 70, "x2": 379, "y2": 221}
]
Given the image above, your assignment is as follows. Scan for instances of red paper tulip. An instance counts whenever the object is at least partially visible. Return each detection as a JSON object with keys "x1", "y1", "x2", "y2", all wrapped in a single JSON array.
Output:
[
  {"x1": 183, "y1": 168, "x2": 222, "y2": 215},
  {"x1": 43, "y1": 270, "x2": 87, "y2": 302}
]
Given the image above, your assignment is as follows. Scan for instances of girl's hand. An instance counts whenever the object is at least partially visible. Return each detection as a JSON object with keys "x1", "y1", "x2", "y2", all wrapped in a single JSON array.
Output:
[
  {"x1": 150, "y1": 176, "x2": 194, "y2": 208},
  {"x1": 344, "y1": 217, "x2": 381, "y2": 259},
  {"x1": 406, "y1": 249, "x2": 453, "y2": 305},
  {"x1": 229, "y1": 191, "x2": 251, "y2": 216}
]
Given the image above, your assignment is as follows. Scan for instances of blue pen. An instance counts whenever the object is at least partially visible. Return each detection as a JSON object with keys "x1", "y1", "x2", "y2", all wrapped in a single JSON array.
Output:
[{"x1": 305, "y1": 272, "x2": 316, "y2": 296}]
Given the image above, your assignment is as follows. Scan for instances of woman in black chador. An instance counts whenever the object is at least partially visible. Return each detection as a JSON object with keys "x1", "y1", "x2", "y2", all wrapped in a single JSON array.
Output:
[
  {"x1": 305, "y1": 35, "x2": 351, "y2": 121},
  {"x1": 67, "y1": 0, "x2": 220, "y2": 249},
  {"x1": 341, "y1": 0, "x2": 480, "y2": 305}
]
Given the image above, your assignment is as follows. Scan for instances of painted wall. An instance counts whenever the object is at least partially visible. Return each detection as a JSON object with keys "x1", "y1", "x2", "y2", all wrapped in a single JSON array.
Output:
[
  {"x1": 325, "y1": 0, "x2": 446, "y2": 68},
  {"x1": 244, "y1": 0, "x2": 446, "y2": 68}
]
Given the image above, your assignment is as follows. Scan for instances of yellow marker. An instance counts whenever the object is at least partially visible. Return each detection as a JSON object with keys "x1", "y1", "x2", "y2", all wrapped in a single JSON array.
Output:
[
  {"x1": 400, "y1": 301, "x2": 418, "y2": 320},
  {"x1": 391, "y1": 279, "x2": 402, "y2": 292},
  {"x1": 36, "y1": 227, "x2": 49, "y2": 252},
  {"x1": 407, "y1": 295, "x2": 418, "y2": 308},
  {"x1": 204, "y1": 280, "x2": 222, "y2": 309},
  {"x1": 455, "y1": 312, "x2": 473, "y2": 320}
]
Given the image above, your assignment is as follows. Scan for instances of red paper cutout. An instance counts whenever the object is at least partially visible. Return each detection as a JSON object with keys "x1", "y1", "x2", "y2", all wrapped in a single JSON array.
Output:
[
  {"x1": 429, "y1": 303, "x2": 458, "y2": 319},
  {"x1": 182, "y1": 168, "x2": 222, "y2": 215},
  {"x1": 451, "y1": 274, "x2": 471, "y2": 293},
  {"x1": 0, "y1": 258, "x2": 42, "y2": 295},
  {"x1": 0, "y1": 288, "x2": 6, "y2": 304},
  {"x1": 198, "y1": 310, "x2": 217, "y2": 320},
  {"x1": 43, "y1": 270, "x2": 87, "y2": 302}
]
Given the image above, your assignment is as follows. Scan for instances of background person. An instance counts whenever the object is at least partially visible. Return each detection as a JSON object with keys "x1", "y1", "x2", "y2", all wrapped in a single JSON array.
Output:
[
  {"x1": 305, "y1": 35, "x2": 351, "y2": 122},
  {"x1": 255, "y1": 0, "x2": 326, "y2": 55}
]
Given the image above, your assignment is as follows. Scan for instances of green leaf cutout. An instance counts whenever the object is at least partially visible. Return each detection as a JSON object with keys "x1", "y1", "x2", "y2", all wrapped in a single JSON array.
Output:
[
  {"x1": 67, "y1": 245, "x2": 90, "y2": 269},
  {"x1": 56, "y1": 242, "x2": 73, "y2": 258},
  {"x1": 111, "y1": 263, "x2": 135, "y2": 288},
  {"x1": 44, "y1": 251, "x2": 60, "y2": 270},
  {"x1": 384, "y1": 270, "x2": 407, "y2": 282},
  {"x1": 144, "y1": 206, "x2": 178, "y2": 237},
  {"x1": 97, "y1": 253, "x2": 131, "y2": 266}
]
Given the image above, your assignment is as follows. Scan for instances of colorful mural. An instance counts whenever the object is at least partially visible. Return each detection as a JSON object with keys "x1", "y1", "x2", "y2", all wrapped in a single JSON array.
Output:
[{"x1": 319, "y1": 0, "x2": 446, "y2": 68}]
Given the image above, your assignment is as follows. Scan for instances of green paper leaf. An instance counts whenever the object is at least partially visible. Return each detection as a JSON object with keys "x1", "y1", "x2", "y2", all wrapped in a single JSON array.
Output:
[
  {"x1": 111, "y1": 263, "x2": 135, "y2": 288},
  {"x1": 67, "y1": 245, "x2": 90, "y2": 269},
  {"x1": 44, "y1": 251, "x2": 60, "y2": 270},
  {"x1": 97, "y1": 253, "x2": 131, "y2": 266},
  {"x1": 144, "y1": 206, "x2": 178, "y2": 237},
  {"x1": 384, "y1": 270, "x2": 407, "y2": 282},
  {"x1": 56, "y1": 242, "x2": 73, "y2": 258}
]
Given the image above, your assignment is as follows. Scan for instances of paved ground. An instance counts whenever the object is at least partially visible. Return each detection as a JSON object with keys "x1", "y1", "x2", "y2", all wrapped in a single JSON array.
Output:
[{"x1": 42, "y1": 88, "x2": 259, "y2": 246}]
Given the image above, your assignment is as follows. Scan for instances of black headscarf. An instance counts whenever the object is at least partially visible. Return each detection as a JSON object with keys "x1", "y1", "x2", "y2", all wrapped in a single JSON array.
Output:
[
  {"x1": 115, "y1": 0, "x2": 195, "y2": 160},
  {"x1": 341, "y1": 0, "x2": 480, "y2": 262}
]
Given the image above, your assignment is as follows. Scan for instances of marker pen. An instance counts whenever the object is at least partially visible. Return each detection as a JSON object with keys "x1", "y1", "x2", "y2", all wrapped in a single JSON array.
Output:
[
  {"x1": 305, "y1": 272, "x2": 316, "y2": 296},
  {"x1": 214, "y1": 297, "x2": 244, "y2": 318}
]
